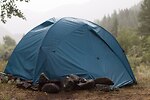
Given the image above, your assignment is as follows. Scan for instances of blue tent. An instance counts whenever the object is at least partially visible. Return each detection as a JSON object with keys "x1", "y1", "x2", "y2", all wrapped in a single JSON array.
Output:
[{"x1": 5, "y1": 17, "x2": 136, "y2": 87}]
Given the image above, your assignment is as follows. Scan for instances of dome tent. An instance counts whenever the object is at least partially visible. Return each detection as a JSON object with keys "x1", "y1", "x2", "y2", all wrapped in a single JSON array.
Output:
[{"x1": 4, "y1": 17, "x2": 136, "y2": 87}]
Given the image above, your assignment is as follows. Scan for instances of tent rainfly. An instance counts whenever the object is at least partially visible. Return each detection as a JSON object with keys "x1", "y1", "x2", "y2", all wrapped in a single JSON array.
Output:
[{"x1": 5, "y1": 17, "x2": 136, "y2": 87}]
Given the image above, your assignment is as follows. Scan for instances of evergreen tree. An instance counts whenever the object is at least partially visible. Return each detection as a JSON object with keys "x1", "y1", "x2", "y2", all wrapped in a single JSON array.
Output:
[
  {"x1": 138, "y1": 0, "x2": 150, "y2": 35},
  {"x1": 111, "y1": 11, "x2": 118, "y2": 37}
]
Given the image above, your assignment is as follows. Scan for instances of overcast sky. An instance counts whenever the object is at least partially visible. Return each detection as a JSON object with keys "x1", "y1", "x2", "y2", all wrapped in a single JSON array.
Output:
[
  {"x1": 18, "y1": 0, "x2": 141, "y2": 12},
  {"x1": 1, "y1": 0, "x2": 142, "y2": 34}
]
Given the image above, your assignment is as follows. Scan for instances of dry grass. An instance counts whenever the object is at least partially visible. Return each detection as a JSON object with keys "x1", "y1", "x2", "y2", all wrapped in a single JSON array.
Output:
[
  {"x1": 0, "y1": 61, "x2": 150, "y2": 100},
  {"x1": 134, "y1": 64, "x2": 150, "y2": 88},
  {"x1": 0, "y1": 61, "x2": 7, "y2": 72}
]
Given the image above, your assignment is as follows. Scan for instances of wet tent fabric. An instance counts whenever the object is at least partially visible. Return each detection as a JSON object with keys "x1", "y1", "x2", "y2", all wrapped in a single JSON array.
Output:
[{"x1": 4, "y1": 17, "x2": 136, "y2": 87}]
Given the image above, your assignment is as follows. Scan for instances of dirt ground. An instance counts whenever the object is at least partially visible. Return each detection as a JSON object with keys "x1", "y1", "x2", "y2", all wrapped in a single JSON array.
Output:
[{"x1": 0, "y1": 81, "x2": 150, "y2": 100}]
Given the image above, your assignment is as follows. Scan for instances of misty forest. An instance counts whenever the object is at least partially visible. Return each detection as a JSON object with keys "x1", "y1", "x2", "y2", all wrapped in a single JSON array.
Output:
[{"x1": 0, "y1": 0, "x2": 150, "y2": 99}]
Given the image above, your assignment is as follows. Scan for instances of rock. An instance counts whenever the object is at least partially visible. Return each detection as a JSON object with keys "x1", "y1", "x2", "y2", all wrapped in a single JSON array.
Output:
[
  {"x1": 62, "y1": 76, "x2": 77, "y2": 91},
  {"x1": 30, "y1": 84, "x2": 39, "y2": 91},
  {"x1": 0, "y1": 72, "x2": 8, "y2": 83},
  {"x1": 0, "y1": 72, "x2": 6, "y2": 76},
  {"x1": 62, "y1": 74, "x2": 95, "y2": 91},
  {"x1": 7, "y1": 74, "x2": 15, "y2": 80},
  {"x1": 8, "y1": 80, "x2": 13, "y2": 84},
  {"x1": 22, "y1": 81, "x2": 32, "y2": 89},
  {"x1": 77, "y1": 79, "x2": 95, "y2": 90},
  {"x1": 48, "y1": 80, "x2": 62, "y2": 88},
  {"x1": 79, "y1": 77, "x2": 87, "y2": 83},
  {"x1": 67, "y1": 74, "x2": 87, "y2": 83},
  {"x1": 96, "y1": 84, "x2": 112, "y2": 92},
  {"x1": 16, "y1": 78, "x2": 21, "y2": 84},
  {"x1": 68, "y1": 74, "x2": 80, "y2": 84},
  {"x1": 94, "y1": 77, "x2": 114, "y2": 85},
  {"x1": 41, "y1": 83, "x2": 60, "y2": 93},
  {"x1": 38, "y1": 73, "x2": 49, "y2": 90},
  {"x1": 39, "y1": 73, "x2": 49, "y2": 83},
  {"x1": 8, "y1": 79, "x2": 15, "y2": 84},
  {"x1": 16, "y1": 82, "x2": 24, "y2": 88},
  {"x1": 16, "y1": 81, "x2": 32, "y2": 89},
  {"x1": 2, "y1": 76, "x2": 9, "y2": 83}
]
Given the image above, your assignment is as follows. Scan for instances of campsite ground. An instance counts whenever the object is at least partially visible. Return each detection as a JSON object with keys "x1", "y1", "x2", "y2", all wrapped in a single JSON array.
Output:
[
  {"x1": 0, "y1": 80, "x2": 150, "y2": 100},
  {"x1": 0, "y1": 61, "x2": 150, "y2": 100}
]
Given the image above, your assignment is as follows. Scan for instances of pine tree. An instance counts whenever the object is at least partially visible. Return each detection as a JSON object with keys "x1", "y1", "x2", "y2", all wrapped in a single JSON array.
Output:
[
  {"x1": 111, "y1": 11, "x2": 118, "y2": 37},
  {"x1": 138, "y1": 0, "x2": 150, "y2": 35}
]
